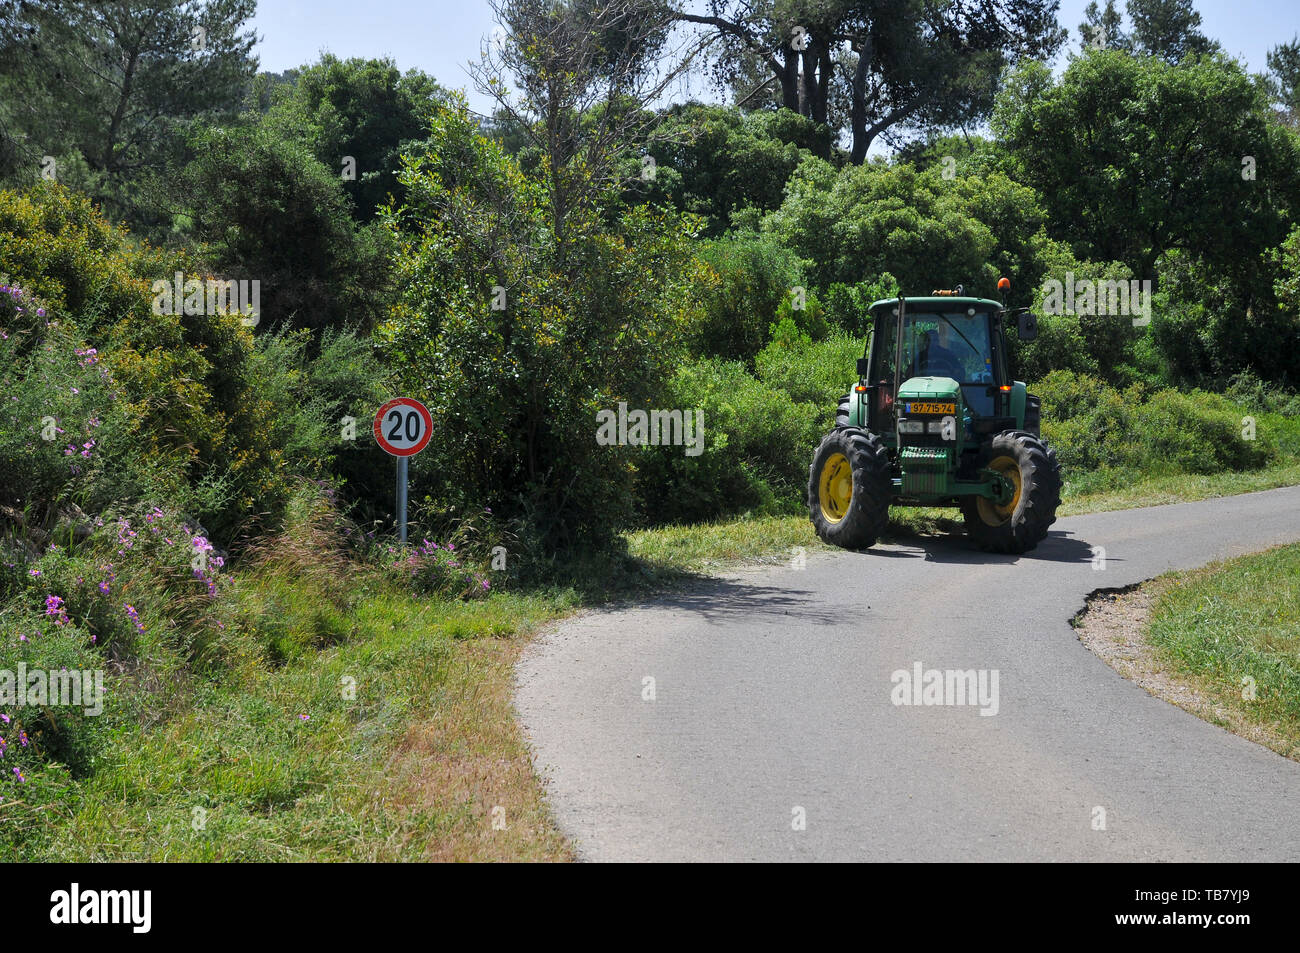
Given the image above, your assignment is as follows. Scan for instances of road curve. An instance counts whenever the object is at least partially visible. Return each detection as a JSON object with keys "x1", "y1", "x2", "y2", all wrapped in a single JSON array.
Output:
[{"x1": 514, "y1": 485, "x2": 1300, "y2": 862}]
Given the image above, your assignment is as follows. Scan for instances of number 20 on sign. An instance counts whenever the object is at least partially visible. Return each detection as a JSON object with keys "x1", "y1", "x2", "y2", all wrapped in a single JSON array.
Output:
[{"x1": 374, "y1": 397, "x2": 432, "y2": 543}]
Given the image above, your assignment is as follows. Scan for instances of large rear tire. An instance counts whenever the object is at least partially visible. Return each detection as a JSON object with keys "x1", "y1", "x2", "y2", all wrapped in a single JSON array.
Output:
[
  {"x1": 808, "y1": 427, "x2": 892, "y2": 550},
  {"x1": 961, "y1": 431, "x2": 1061, "y2": 554},
  {"x1": 835, "y1": 393, "x2": 851, "y2": 427}
]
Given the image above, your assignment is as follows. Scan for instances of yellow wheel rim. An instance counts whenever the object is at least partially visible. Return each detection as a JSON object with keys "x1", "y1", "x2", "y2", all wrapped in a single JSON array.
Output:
[
  {"x1": 818, "y1": 452, "x2": 853, "y2": 523},
  {"x1": 976, "y1": 454, "x2": 1023, "y2": 526}
]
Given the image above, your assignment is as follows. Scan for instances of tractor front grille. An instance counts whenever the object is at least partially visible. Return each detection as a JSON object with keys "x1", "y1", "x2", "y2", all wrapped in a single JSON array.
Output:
[{"x1": 900, "y1": 447, "x2": 952, "y2": 496}]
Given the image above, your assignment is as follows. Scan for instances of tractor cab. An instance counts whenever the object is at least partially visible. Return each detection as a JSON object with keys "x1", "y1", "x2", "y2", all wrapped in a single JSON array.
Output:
[
  {"x1": 856, "y1": 288, "x2": 1038, "y2": 438},
  {"x1": 860, "y1": 296, "x2": 1004, "y2": 433}
]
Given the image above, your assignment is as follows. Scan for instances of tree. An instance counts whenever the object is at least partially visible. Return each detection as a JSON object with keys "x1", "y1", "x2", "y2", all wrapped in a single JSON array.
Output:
[
  {"x1": 638, "y1": 103, "x2": 825, "y2": 234},
  {"x1": 761, "y1": 156, "x2": 1053, "y2": 302},
  {"x1": 171, "y1": 125, "x2": 392, "y2": 335},
  {"x1": 383, "y1": 100, "x2": 710, "y2": 547},
  {"x1": 1127, "y1": 0, "x2": 1217, "y2": 63},
  {"x1": 673, "y1": 0, "x2": 1066, "y2": 162},
  {"x1": 1267, "y1": 37, "x2": 1300, "y2": 124},
  {"x1": 1078, "y1": 0, "x2": 1217, "y2": 62},
  {"x1": 1078, "y1": 1, "x2": 1130, "y2": 53},
  {"x1": 0, "y1": 0, "x2": 256, "y2": 210},
  {"x1": 261, "y1": 56, "x2": 446, "y2": 221},
  {"x1": 993, "y1": 52, "x2": 1298, "y2": 287},
  {"x1": 471, "y1": 0, "x2": 702, "y2": 250}
]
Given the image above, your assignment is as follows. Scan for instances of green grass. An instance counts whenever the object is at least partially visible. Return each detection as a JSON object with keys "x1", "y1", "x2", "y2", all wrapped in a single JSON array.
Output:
[
  {"x1": 1057, "y1": 461, "x2": 1300, "y2": 516},
  {"x1": 2, "y1": 567, "x2": 579, "y2": 861},
  {"x1": 1143, "y1": 543, "x2": 1300, "y2": 758}
]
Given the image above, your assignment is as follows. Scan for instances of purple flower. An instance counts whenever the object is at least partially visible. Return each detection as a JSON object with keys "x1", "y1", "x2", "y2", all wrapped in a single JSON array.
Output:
[
  {"x1": 45, "y1": 594, "x2": 69, "y2": 626},
  {"x1": 123, "y1": 603, "x2": 145, "y2": 634}
]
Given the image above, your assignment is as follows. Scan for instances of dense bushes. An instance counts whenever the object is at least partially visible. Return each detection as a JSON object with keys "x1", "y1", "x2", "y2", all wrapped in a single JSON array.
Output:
[
  {"x1": 690, "y1": 234, "x2": 802, "y2": 363},
  {"x1": 761, "y1": 158, "x2": 1049, "y2": 304},
  {"x1": 0, "y1": 183, "x2": 386, "y2": 543},
  {"x1": 172, "y1": 125, "x2": 393, "y2": 335},
  {"x1": 1035, "y1": 371, "x2": 1272, "y2": 477},
  {"x1": 383, "y1": 100, "x2": 711, "y2": 547},
  {"x1": 644, "y1": 104, "x2": 826, "y2": 235},
  {"x1": 632, "y1": 358, "x2": 823, "y2": 525},
  {"x1": 754, "y1": 332, "x2": 862, "y2": 406}
]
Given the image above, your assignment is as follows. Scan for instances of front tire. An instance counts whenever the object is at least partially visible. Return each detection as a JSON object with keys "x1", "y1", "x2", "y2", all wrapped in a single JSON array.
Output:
[
  {"x1": 961, "y1": 431, "x2": 1061, "y2": 554},
  {"x1": 808, "y1": 427, "x2": 892, "y2": 549}
]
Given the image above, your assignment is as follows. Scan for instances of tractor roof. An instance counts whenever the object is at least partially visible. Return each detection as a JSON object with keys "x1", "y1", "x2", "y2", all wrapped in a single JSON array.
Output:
[{"x1": 868, "y1": 296, "x2": 1003, "y2": 311}]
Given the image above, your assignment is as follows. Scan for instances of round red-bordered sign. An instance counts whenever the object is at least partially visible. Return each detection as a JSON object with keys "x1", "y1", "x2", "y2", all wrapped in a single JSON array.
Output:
[{"x1": 374, "y1": 397, "x2": 433, "y2": 457}]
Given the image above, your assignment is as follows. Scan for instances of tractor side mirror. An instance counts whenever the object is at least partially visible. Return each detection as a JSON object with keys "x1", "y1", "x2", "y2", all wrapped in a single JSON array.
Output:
[
  {"x1": 856, "y1": 357, "x2": 870, "y2": 376},
  {"x1": 1017, "y1": 312, "x2": 1038, "y2": 342}
]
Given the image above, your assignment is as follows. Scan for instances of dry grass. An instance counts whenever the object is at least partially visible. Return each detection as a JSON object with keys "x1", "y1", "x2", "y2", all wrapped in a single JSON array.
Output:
[{"x1": 384, "y1": 638, "x2": 573, "y2": 861}]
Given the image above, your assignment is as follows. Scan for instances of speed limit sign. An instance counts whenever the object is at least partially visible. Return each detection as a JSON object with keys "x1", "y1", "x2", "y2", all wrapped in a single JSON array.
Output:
[
  {"x1": 374, "y1": 397, "x2": 432, "y2": 457},
  {"x1": 375, "y1": 397, "x2": 431, "y2": 544}
]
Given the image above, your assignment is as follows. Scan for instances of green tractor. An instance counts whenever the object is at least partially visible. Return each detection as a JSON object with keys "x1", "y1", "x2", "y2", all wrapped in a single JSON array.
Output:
[{"x1": 809, "y1": 283, "x2": 1062, "y2": 554}]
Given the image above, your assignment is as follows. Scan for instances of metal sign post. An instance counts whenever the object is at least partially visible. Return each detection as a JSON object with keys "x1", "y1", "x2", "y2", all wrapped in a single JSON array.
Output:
[
  {"x1": 374, "y1": 397, "x2": 432, "y2": 544},
  {"x1": 396, "y1": 455, "x2": 408, "y2": 543}
]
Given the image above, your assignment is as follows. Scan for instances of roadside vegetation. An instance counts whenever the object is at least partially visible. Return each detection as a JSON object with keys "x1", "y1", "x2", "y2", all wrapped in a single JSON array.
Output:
[
  {"x1": 1145, "y1": 544, "x2": 1300, "y2": 759},
  {"x1": 2, "y1": 0, "x2": 1300, "y2": 858}
]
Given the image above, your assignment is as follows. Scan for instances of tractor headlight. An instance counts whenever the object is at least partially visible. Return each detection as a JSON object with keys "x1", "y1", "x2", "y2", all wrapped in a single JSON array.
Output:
[
  {"x1": 926, "y1": 421, "x2": 946, "y2": 434},
  {"x1": 898, "y1": 420, "x2": 924, "y2": 434}
]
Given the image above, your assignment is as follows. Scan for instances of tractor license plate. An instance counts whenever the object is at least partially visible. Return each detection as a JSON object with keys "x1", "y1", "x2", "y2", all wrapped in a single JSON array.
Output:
[{"x1": 905, "y1": 401, "x2": 955, "y2": 415}]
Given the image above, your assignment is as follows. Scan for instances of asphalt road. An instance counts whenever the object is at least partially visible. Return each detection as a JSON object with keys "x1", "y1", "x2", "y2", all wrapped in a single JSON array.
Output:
[{"x1": 514, "y1": 485, "x2": 1300, "y2": 861}]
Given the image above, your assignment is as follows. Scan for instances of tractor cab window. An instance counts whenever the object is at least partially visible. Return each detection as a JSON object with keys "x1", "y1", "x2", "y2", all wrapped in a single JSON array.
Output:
[
  {"x1": 903, "y1": 312, "x2": 993, "y2": 384},
  {"x1": 903, "y1": 310, "x2": 997, "y2": 417}
]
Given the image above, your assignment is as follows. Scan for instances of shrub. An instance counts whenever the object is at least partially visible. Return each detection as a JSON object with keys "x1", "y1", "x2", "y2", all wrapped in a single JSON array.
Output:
[
  {"x1": 1131, "y1": 389, "x2": 1270, "y2": 473},
  {"x1": 822, "y1": 273, "x2": 898, "y2": 335},
  {"x1": 632, "y1": 358, "x2": 822, "y2": 525},
  {"x1": 755, "y1": 331, "x2": 863, "y2": 407},
  {"x1": 0, "y1": 182, "x2": 320, "y2": 541},
  {"x1": 383, "y1": 100, "x2": 710, "y2": 547},
  {"x1": 1034, "y1": 370, "x2": 1273, "y2": 476},
  {"x1": 689, "y1": 233, "x2": 804, "y2": 364},
  {"x1": 172, "y1": 124, "x2": 394, "y2": 335}
]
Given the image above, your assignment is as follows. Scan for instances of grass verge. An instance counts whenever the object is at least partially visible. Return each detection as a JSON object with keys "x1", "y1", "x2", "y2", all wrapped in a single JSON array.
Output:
[
  {"x1": 1144, "y1": 543, "x2": 1300, "y2": 759},
  {"x1": 3, "y1": 570, "x2": 578, "y2": 860}
]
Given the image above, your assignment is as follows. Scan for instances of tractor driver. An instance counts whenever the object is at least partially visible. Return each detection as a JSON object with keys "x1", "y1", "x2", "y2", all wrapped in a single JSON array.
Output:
[{"x1": 918, "y1": 321, "x2": 965, "y2": 379}]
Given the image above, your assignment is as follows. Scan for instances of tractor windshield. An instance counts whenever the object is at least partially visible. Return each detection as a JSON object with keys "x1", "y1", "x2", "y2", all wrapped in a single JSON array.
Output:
[{"x1": 902, "y1": 312, "x2": 994, "y2": 385}]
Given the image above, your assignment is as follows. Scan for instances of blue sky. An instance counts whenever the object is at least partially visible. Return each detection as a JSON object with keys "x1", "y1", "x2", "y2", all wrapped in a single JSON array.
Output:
[{"x1": 247, "y1": 0, "x2": 1300, "y2": 115}]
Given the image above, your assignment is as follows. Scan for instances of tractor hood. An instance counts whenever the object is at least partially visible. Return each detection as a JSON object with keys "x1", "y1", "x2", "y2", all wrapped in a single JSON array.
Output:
[{"x1": 897, "y1": 376, "x2": 962, "y2": 408}]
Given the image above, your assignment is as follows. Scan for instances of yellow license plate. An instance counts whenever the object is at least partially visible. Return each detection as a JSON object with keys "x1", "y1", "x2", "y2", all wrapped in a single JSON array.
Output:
[{"x1": 906, "y1": 401, "x2": 955, "y2": 415}]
